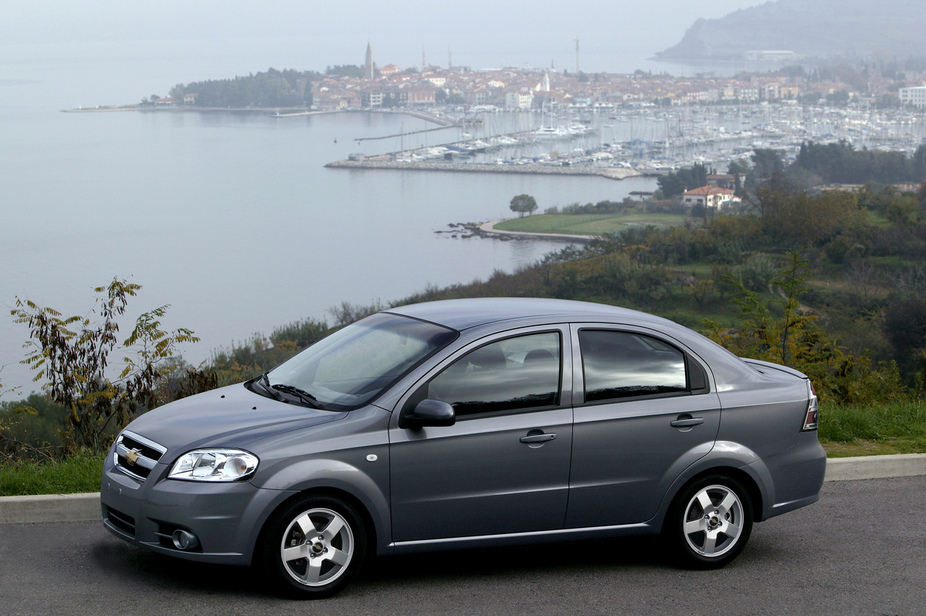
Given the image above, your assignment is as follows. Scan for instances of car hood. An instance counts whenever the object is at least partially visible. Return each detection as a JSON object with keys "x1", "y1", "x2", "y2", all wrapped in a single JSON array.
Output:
[{"x1": 122, "y1": 383, "x2": 347, "y2": 454}]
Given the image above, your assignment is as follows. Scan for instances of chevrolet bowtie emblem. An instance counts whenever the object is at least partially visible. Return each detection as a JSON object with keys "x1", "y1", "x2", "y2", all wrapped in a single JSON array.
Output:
[{"x1": 125, "y1": 449, "x2": 141, "y2": 466}]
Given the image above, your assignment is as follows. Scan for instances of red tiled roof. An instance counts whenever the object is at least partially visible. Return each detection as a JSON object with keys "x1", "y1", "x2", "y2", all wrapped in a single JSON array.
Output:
[{"x1": 684, "y1": 185, "x2": 734, "y2": 196}]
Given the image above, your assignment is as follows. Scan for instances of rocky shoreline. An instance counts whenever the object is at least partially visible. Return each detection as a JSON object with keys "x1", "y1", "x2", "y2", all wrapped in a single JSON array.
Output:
[{"x1": 435, "y1": 220, "x2": 593, "y2": 243}]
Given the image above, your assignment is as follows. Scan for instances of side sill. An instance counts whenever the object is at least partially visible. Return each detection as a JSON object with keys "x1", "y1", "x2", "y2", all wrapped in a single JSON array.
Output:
[{"x1": 390, "y1": 522, "x2": 654, "y2": 555}]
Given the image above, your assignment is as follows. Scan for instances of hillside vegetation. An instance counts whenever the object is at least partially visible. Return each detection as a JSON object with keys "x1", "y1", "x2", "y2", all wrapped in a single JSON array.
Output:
[
  {"x1": 659, "y1": 0, "x2": 926, "y2": 61},
  {"x1": 3, "y1": 143, "x2": 926, "y2": 474}
]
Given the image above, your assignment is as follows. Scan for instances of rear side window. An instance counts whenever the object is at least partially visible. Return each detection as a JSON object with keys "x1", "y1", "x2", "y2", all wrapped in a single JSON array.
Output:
[
  {"x1": 579, "y1": 330, "x2": 687, "y2": 402},
  {"x1": 424, "y1": 332, "x2": 562, "y2": 417}
]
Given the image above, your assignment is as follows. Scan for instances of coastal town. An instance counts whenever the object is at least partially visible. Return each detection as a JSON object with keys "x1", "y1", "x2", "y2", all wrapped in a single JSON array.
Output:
[
  {"x1": 128, "y1": 46, "x2": 926, "y2": 203},
  {"x1": 313, "y1": 51, "x2": 926, "y2": 187},
  {"x1": 301, "y1": 45, "x2": 926, "y2": 112}
]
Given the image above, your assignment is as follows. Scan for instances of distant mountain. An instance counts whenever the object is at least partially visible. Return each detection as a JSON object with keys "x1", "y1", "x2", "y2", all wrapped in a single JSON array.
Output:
[{"x1": 657, "y1": 0, "x2": 926, "y2": 61}]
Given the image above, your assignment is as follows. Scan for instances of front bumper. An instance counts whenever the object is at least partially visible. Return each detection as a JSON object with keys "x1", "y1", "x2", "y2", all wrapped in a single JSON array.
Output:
[{"x1": 100, "y1": 452, "x2": 294, "y2": 565}]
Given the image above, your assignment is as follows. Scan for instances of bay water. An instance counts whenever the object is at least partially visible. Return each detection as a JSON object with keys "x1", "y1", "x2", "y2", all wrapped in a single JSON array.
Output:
[{"x1": 1, "y1": 71, "x2": 657, "y2": 394}]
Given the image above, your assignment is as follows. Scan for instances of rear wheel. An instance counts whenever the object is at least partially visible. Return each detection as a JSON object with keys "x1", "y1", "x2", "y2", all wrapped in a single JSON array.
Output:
[
  {"x1": 666, "y1": 475, "x2": 753, "y2": 569},
  {"x1": 261, "y1": 495, "x2": 367, "y2": 598}
]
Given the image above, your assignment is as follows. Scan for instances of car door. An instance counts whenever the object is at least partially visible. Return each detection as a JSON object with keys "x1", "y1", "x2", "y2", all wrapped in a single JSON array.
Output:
[
  {"x1": 565, "y1": 325, "x2": 722, "y2": 528},
  {"x1": 389, "y1": 328, "x2": 573, "y2": 543}
]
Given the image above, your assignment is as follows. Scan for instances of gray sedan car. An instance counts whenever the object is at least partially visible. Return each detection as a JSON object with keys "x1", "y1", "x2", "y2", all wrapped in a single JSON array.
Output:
[{"x1": 101, "y1": 298, "x2": 825, "y2": 597}]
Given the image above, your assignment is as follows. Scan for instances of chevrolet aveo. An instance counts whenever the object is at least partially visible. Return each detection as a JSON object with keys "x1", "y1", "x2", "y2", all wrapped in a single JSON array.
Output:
[{"x1": 101, "y1": 298, "x2": 825, "y2": 597}]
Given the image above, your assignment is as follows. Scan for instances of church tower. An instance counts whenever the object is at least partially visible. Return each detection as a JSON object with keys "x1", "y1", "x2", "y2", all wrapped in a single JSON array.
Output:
[{"x1": 364, "y1": 42, "x2": 374, "y2": 81}]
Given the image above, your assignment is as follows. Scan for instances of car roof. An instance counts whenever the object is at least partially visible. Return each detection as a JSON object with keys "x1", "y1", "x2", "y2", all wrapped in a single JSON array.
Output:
[{"x1": 385, "y1": 298, "x2": 669, "y2": 331}]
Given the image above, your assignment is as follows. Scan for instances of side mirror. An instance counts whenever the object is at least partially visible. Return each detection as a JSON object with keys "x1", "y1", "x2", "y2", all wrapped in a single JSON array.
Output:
[{"x1": 399, "y1": 399, "x2": 456, "y2": 429}]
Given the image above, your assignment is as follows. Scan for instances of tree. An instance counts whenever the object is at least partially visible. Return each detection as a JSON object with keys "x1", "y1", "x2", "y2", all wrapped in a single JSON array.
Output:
[
  {"x1": 325, "y1": 65, "x2": 363, "y2": 78},
  {"x1": 11, "y1": 279, "x2": 204, "y2": 451},
  {"x1": 791, "y1": 140, "x2": 924, "y2": 186},
  {"x1": 883, "y1": 299, "x2": 926, "y2": 373},
  {"x1": 727, "y1": 159, "x2": 750, "y2": 176},
  {"x1": 751, "y1": 148, "x2": 785, "y2": 179},
  {"x1": 687, "y1": 279, "x2": 715, "y2": 312},
  {"x1": 657, "y1": 164, "x2": 708, "y2": 198},
  {"x1": 177, "y1": 69, "x2": 319, "y2": 108},
  {"x1": 168, "y1": 83, "x2": 185, "y2": 102},
  {"x1": 510, "y1": 194, "x2": 538, "y2": 217},
  {"x1": 913, "y1": 145, "x2": 926, "y2": 180},
  {"x1": 446, "y1": 91, "x2": 465, "y2": 105},
  {"x1": 826, "y1": 90, "x2": 851, "y2": 105},
  {"x1": 703, "y1": 253, "x2": 837, "y2": 401}
]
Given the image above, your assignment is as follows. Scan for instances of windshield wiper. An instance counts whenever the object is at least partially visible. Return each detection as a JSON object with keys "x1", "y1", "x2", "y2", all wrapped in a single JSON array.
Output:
[
  {"x1": 270, "y1": 383, "x2": 326, "y2": 409},
  {"x1": 249, "y1": 373, "x2": 286, "y2": 402}
]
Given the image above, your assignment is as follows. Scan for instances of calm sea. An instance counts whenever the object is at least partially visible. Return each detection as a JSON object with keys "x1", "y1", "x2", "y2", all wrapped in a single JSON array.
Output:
[{"x1": 0, "y1": 51, "x2": 660, "y2": 395}]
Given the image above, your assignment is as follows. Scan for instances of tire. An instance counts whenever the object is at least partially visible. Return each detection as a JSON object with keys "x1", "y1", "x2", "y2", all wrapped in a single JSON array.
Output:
[
  {"x1": 665, "y1": 475, "x2": 753, "y2": 569},
  {"x1": 260, "y1": 495, "x2": 367, "y2": 598}
]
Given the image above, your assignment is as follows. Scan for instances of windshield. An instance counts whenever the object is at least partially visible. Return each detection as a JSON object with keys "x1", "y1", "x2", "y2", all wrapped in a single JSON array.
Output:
[{"x1": 264, "y1": 312, "x2": 457, "y2": 410}]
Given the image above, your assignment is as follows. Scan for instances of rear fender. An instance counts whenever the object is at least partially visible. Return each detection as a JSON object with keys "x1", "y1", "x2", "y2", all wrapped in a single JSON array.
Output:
[{"x1": 652, "y1": 441, "x2": 773, "y2": 528}]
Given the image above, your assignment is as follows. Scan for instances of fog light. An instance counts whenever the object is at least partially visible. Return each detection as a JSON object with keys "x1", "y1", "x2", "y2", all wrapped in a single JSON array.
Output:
[{"x1": 171, "y1": 529, "x2": 199, "y2": 550}]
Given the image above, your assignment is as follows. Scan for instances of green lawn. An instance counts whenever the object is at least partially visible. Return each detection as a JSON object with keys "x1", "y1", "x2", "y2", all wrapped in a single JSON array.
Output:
[{"x1": 495, "y1": 212, "x2": 689, "y2": 236}]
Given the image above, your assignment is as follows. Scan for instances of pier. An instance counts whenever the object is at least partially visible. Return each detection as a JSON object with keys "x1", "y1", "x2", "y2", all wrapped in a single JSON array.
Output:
[
  {"x1": 325, "y1": 158, "x2": 641, "y2": 180},
  {"x1": 354, "y1": 125, "x2": 455, "y2": 142},
  {"x1": 354, "y1": 109, "x2": 458, "y2": 142}
]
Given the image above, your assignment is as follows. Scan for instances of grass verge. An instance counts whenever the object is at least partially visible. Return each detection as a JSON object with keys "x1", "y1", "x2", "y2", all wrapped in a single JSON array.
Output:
[
  {"x1": 819, "y1": 400, "x2": 926, "y2": 457},
  {"x1": 0, "y1": 450, "x2": 104, "y2": 496}
]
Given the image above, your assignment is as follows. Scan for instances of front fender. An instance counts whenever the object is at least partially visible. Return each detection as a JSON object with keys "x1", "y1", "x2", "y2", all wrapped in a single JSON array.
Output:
[{"x1": 256, "y1": 455, "x2": 393, "y2": 556}]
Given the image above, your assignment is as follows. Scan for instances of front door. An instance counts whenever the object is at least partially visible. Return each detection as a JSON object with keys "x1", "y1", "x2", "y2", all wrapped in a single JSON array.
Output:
[{"x1": 389, "y1": 329, "x2": 573, "y2": 543}]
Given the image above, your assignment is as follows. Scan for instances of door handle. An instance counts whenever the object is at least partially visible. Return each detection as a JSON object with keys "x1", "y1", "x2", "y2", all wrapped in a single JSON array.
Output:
[
  {"x1": 670, "y1": 415, "x2": 704, "y2": 429},
  {"x1": 520, "y1": 433, "x2": 556, "y2": 444}
]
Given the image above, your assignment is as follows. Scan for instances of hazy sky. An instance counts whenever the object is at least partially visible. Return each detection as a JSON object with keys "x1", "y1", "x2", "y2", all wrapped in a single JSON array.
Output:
[{"x1": 5, "y1": 0, "x2": 767, "y2": 77}]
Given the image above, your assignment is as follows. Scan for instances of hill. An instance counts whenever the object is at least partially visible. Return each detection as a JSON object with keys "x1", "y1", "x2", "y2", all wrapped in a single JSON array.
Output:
[{"x1": 657, "y1": 0, "x2": 926, "y2": 62}]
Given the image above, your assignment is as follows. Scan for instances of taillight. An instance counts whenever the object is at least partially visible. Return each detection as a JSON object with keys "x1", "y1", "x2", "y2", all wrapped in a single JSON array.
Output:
[{"x1": 802, "y1": 380, "x2": 818, "y2": 431}]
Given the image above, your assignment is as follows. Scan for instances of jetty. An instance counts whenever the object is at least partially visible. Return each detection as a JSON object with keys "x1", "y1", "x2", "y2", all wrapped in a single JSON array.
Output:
[{"x1": 325, "y1": 158, "x2": 641, "y2": 180}]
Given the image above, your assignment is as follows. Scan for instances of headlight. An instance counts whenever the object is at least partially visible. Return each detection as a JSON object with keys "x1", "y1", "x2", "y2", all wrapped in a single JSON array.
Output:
[{"x1": 168, "y1": 449, "x2": 259, "y2": 482}]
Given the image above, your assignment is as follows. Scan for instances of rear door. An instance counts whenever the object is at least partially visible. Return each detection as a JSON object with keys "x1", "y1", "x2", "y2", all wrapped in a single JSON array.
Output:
[{"x1": 565, "y1": 325, "x2": 721, "y2": 527}]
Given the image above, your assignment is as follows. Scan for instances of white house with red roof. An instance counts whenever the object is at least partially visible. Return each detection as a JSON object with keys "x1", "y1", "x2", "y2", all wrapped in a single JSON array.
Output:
[{"x1": 681, "y1": 185, "x2": 740, "y2": 210}]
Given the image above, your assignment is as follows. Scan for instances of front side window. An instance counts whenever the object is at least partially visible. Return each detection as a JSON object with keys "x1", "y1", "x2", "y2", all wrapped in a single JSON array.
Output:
[
  {"x1": 265, "y1": 313, "x2": 457, "y2": 410},
  {"x1": 580, "y1": 330, "x2": 687, "y2": 402},
  {"x1": 424, "y1": 332, "x2": 561, "y2": 416}
]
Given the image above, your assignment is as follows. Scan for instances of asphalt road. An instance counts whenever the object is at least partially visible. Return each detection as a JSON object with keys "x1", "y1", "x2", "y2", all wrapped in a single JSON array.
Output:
[{"x1": 2, "y1": 477, "x2": 924, "y2": 616}]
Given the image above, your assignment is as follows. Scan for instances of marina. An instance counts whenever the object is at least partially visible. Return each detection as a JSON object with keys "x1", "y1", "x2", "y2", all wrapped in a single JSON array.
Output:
[{"x1": 328, "y1": 104, "x2": 926, "y2": 175}]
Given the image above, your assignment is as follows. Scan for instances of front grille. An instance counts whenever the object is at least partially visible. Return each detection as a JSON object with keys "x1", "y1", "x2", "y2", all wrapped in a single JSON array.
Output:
[
  {"x1": 105, "y1": 506, "x2": 136, "y2": 537},
  {"x1": 114, "y1": 430, "x2": 167, "y2": 482}
]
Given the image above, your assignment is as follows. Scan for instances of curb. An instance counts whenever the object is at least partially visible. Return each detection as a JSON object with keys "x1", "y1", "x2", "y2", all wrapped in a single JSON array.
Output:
[
  {"x1": 0, "y1": 492, "x2": 100, "y2": 525},
  {"x1": 1, "y1": 454, "x2": 925, "y2": 525},
  {"x1": 822, "y1": 453, "x2": 926, "y2": 482}
]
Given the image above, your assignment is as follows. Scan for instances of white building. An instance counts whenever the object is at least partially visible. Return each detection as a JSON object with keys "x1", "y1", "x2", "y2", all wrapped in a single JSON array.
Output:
[
  {"x1": 899, "y1": 86, "x2": 926, "y2": 108},
  {"x1": 682, "y1": 185, "x2": 741, "y2": 210},
  {"x1": 505, "y1": 92, "x2": 534, "y2": 110}
]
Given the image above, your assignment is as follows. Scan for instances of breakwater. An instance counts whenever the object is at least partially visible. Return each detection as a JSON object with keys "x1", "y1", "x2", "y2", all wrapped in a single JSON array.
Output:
[{"x1": 325, "y1": 159, "x2": 642, "y2": 180}]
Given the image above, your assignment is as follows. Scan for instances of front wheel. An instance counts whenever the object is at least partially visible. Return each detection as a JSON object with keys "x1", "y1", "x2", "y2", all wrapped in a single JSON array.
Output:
[
  {"x1": 665, "y1": 475, "x2": 753, "y2": 569},
  {"x1": 260, "y1": 495, "x2": 367, "y2": 598}
]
